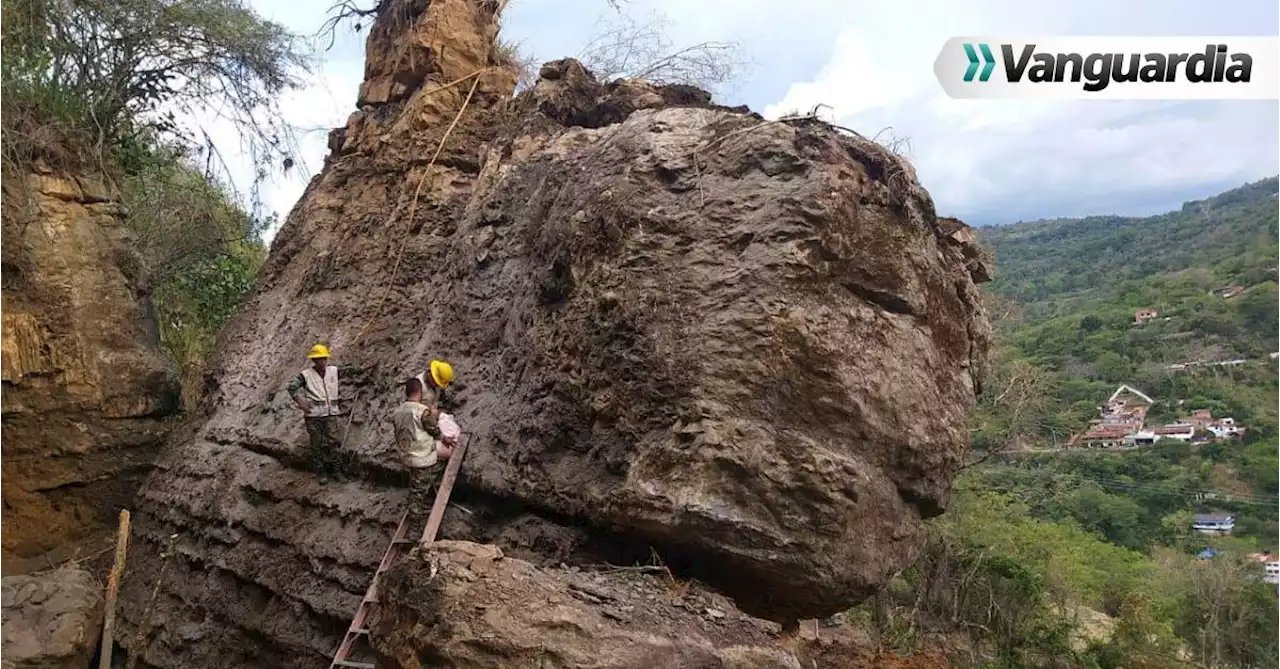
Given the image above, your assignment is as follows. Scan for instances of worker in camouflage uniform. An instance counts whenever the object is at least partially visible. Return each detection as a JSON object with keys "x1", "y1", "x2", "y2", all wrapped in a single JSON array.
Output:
[
  {"x1": 392, "y1": 369, "x2": 456, "y2": 521},
  {"x1": 288, "y1": 344, "x2": 346, "y2": 481}
]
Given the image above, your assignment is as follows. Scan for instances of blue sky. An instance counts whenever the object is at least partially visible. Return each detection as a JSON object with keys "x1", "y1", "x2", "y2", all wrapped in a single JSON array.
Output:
[{"x1": 230, "y1": 0, "x2": 1279, "y2": 232}]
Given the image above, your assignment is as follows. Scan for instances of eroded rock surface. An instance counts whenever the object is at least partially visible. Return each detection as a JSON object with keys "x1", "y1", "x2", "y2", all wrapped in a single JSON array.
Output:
[
  {"x1": 370, "y1": 541, "x2": 800, "y2": 668},
  {"x1": 116, "y1": 0, "x2": 990, "y2": 666},
  {"x1": 1, "y1": 568, "x2": 104, "y2": 669},
  {"x1": 1, "y1": 165, "x2": 180, "y2": 570}
]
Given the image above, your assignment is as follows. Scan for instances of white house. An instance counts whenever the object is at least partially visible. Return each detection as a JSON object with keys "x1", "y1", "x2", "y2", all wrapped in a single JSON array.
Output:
[
  {"x1": 1127, "y1": 423, "x2": 1194, "y2": 446},
  {"x1": 1152, "y1": 423, "x2": 1196, "y2": 442},
  {"x1": 1128, "y1": 430, "x2": 1157, "y2": 446},
  {"x1": 1192, "y1": 514, "x2": 1235, "y2": 535},
  {"x1": 1250, "y1": 553, "x2": 1279, "y2": 585},
  {"x1": 1208, "y1": 417, "x2": 1246, "y2": 439}
]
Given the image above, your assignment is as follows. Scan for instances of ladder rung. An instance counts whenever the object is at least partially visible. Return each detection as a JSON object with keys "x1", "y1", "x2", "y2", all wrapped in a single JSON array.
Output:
[{"x1": 331, "y1": 439, "x2": 470, "y2": 669}]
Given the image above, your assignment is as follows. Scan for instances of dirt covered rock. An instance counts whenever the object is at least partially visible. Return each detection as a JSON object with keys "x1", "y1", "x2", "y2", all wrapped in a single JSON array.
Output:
[
  {"x1": 116, "y1": 0, "x2": 991, "y2": 665},
  {"x1": 1, "y1": 165, "x2": 180, "y2": 570},
  {"x1": 370, "y1": 541, "x2": 800, "y2": 668},
  {"x1": 2, "y1": 568, "x2": 105, "y2": 669}
]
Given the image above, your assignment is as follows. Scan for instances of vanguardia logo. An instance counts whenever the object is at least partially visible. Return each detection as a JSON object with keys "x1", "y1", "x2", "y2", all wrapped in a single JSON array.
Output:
[
  {"x1": 963, "y1": 43, "x2": 996, "y2": 82},
  {"x1": 935, "y1": 37, "x2": 1278, "y2": 100},
  {"x1": 999, "y1": 44, "x2": 1251, "y2": 91}
]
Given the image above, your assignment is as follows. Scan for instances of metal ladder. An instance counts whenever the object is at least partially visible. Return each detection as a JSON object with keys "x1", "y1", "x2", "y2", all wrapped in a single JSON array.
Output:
[{"x1": 328, "y1": 435, "x2": 470, "y2": 669}]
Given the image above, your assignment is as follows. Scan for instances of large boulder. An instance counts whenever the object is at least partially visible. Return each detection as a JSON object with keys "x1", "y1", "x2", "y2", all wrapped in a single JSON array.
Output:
[
  {"x1": 1, "y1": 164, "x2": 180, "y2": 571},
  {"x1": 1, "y1": 568, "x2": 104, "y2": 669},
  {"x1": 115, "y1": 0, "x2": 990, "y2": 665},
  {"x1": 369, "y1": 541, "x2": 801, "y2": 668}
]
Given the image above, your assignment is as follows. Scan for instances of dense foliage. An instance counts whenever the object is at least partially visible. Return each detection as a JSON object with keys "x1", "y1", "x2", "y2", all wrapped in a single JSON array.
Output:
[
  {"x1": 120, "y1": 139, "x2": 270, "y2": 405},
  {"x1": 1, "y1": 0, "x2": 302, "y2": 174},
  {"x1": 981, "y1": 178, "x2": 1278, "y2": 316},
  {"x1": 1, "y1": 0, "x2": 302, "y2": 406},
  {"x1": 971, "y1": 177, "x2": 1279, "y2": 454},
  {"x1": 868, "y1": 485, "x2": 1279, "y2": 668},
  {"x1": 863, "y1": 179, "x2": 1280, "y2": 668}
]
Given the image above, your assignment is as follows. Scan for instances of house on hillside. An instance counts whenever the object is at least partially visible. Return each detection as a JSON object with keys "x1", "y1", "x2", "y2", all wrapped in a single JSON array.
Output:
[
  {"x1": 1170, "y1": 409, "x2": 1247, "y2": 441},
  {"x1": 1129, "y1": 430, "x2": 1157, "y2": 447},
  {"x1": 1072, "y1": 385, "x2": 1155, "y2": 449},
  {"x1": 1151, "y1": 424, "x2": 1196, "y2": 442},
  {"x1": 1251, "y1": 553, "x2": 1280, "y2": 584},
  {"x1": 1210, "y1": 284, "x2": 1245, "y2": 299},
  {"x1": 1192, "y1": 514, "x2": 1235, "y2": 535},
  {"x1": 1079, "y1": 426, "x2": 1130, "y2": 449},
  {"x1": 1133, "y1": 308, "x2": 1159, "y2": 325},
  {"x1": 1207, "y1": 417, "x2": 1246, "y2": 439}
]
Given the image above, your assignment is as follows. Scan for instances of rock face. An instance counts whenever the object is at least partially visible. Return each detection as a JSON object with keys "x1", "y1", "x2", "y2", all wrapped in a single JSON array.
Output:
[
  {"x1": 1, "y1": 568, "x2": 105, "y2": 669},
  {"x1": 116, "y1": 0, "x2": 991, "y2": 666},
  {"x1": 1, "y1": 166, "x2": 180, "y2": 570},
  {"x1": 370, "y1": 541, "x2": 801, "y2": 669}
]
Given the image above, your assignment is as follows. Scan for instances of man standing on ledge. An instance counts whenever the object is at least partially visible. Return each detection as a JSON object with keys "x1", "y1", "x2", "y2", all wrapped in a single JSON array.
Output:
[
  {"x1": 392, "y1": 376, "x2": 454, "y2": 522},
  {"x1": 288, "y1": 344, "x2": 346, "y2": 481}
]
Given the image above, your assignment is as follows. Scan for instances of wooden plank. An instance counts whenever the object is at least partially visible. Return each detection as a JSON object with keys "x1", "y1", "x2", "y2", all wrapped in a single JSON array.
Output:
[
  {"x1": 419, "y1": 434, "x2": 469, "y2": 548},
  {"x1": 99, "y1": 509, "x2": 132, "y2": 669}
]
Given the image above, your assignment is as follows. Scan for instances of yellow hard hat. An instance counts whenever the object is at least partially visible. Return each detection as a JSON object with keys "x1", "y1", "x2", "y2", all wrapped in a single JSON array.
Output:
[
  {"x1": 307, "y1": 344, "x2": 331, "y2": 359},
  {"x1": 429, "y1": 359, "x2": 454, "y2": 388}
]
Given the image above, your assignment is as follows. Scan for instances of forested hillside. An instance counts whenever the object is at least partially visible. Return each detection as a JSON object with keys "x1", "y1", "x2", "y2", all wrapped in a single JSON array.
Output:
[
  {"x1": 984, "y1": 177, "x2": 1278, "y2": 318},
  {"x1": 974, "y1": 177, "x2": 1278, "y2": 452},
  {"x1": 893, "y1": 178, "x2": 1279, "y2": 668}
]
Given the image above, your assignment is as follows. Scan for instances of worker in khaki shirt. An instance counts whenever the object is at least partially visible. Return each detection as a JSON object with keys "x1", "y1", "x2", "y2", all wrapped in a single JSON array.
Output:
[
  {"x1": 414, "y1": 359, "x2": 456, "y2": 414},
  {"x1": 392, "y1": 376, "x2": 455, "y2": 526},
  {"x1": 287, "y1": 344, "x2": 346, "y2": 481}
]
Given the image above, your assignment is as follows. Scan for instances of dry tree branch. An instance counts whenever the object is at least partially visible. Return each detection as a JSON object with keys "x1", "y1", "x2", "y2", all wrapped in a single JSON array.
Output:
[
  {"x1": 317, "y1": 0, "x2": 382, "y2": 51},
  {"x1": 575, "y1": 10, "x2": 743, "y2": 90}
]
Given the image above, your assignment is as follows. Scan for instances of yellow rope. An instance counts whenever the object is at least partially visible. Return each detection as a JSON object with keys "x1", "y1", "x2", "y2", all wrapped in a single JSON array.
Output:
[
  {"x1": 325, "y1": 68, "x2": 489, "y2": 296},
  {"x1": 334, "y1": 70, "x2": 485, "y2": 454},
  {"x1": 350, "y1": 71, "x2": 483, "y2": 348}
]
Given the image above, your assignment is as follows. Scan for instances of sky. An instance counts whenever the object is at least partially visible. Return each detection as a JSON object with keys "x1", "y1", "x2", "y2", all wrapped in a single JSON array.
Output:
[{"x1": 227, "y1": 0, "x2": 1279, "y2": 234}]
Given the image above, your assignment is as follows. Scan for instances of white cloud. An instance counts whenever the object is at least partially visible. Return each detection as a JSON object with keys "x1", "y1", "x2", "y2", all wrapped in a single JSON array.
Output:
[
  {"x1": 762, "y1": 0, "x2": 1280, "y2": 224},
  {"x1": 179, "y1": 0, "x2": 367, "y2": 241},
  {"x1": 199, "y1": 0, "x2": 1278, "y2": 234}
]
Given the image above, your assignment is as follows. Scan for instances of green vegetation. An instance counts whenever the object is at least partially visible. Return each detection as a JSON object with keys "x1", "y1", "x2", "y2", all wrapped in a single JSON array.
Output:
[
  {"x1": 971, "y1": 177, "x2": 1278, "y2": 455},
  {"x1": 982, "y1": 177, "x2": 1278, "y2": 317},
  {"x1": 865, "y1": 485, "x2": 1278, "y2": 668},
  {"x1": 120, "y1": 141, "x2": 271, "y2": 405},
  {"x1": 1, "y1": 0, "x2": 305, "y2": 405},
  {"x1": 865, "y1": 180, "x2": 1279, "y2": 667}
]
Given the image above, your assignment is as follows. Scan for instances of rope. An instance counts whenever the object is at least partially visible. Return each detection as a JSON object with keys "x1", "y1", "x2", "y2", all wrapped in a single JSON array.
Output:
[
  {"x1": 349, "y1": 71, "x2": 483, "y2": 348},
  {"x1": 334, "y1": 70, "x2": 486, "y2": 454}
]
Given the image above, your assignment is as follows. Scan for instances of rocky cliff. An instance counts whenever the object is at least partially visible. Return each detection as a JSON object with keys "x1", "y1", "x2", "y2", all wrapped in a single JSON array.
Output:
[
  {"x1": 1, "y1": 163, "x2": 180, "y2": 571},
  {"x1": 115, "y1": 0, "x2": 991, "y2": 666}
]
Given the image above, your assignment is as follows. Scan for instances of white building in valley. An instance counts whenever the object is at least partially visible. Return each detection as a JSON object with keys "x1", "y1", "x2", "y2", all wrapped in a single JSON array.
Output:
[{"x1": 1192, "y1": 514, "x2": 1236, "y2": 535}]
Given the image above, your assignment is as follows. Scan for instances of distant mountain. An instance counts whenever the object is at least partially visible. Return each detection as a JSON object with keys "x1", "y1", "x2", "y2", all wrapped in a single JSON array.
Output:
[
  {"x1": 970, "y1": 177, "x2": 1278, "y2": 455},
  {"x1": 981, "y1": 176, "x2": 1279, "y2": 314}
]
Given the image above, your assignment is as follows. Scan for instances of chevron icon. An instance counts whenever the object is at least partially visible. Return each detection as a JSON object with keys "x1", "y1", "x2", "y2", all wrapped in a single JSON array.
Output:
[{"x1": 962, "y1": 43, "x2": 996, "y2": 82}]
